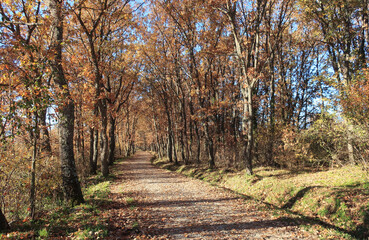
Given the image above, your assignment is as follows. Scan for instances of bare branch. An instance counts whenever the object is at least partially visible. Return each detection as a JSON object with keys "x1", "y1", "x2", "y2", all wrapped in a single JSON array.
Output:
[{"x1": 0, "y1": 21, "x2": 42, "y2": 26}]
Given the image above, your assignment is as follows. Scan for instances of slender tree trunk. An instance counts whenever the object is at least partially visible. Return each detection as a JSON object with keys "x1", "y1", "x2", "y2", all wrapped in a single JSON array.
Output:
[
  {"x1": 0, "y1": 208, "x2": 8, "y2": 231},
  {"x1": 172, "y1": 132, "x2": 178, "y2": 164},
  {"x1": 125, "y1": 108, "x2": 131, "y2": 156},
  {"x1": 92, "y1": 129, "x2": 99, "y2": 174},
  {"x1": 76, "y1": 103, "x2": 85, "y2": 164},
  {"x1": 161, "y1": 136, "x2": 167, "y2": 157},
  {"x1": 48, "y1": 0, "x2": 84, "y2": 205},
  {"x1": 100, "y1": 99, "x2": 109, "y2": 177},
  {"x1": 30, "y1": 114, "x2": 38, "y2": 220},
  {"x1": 75, "y1": 107, "x2": 81, "y2": 162},
  {"x1": 117, "y1": 127, "x2": 122, "y2": 156},
  {"x1": 196, "y1": 125, "x2": 201, "y2": 164},
  {"x1": 152, "y1": 113, "x2": 162, "y2": 158},
  {"x1": 180, "y1": 129, "x2": 186, "y2": 164},
  {"x1": 172, "y1": 118, "x2": 178, "y2": 164},
  {"x1": 89, "y1": 127, "x2": 97, "y2": 174},
  {"x1": 131, "y1": 117, "x2": 137, "y2": 155},
  {"x1": 108, "y1": 115, "x2": 116, "y2": 165},
  {"x1": 205, "y1": 122, "x2": 215, "y2": 169},
  {"x1": 180, "y1": 100, "x2": 189, "y2": 164},
  {"x1": 244, "y1": 86, "x2": 254, "y2": 175},
  {"x1": 90, "y1": 99, "x2": 100, "y2": 174},
  {"x1": 165, "y1": 102, "x2": 174, "y2": 163},
  {"x1": 267, "y1": 70, "x2": 279, "y2": 167},
  {"x1": 167, "y1": 133, "x2": 173, "y2": 163},
  {"x1": 81, "y1": 119, "x2": 85, "y2": 164},
  {"x1": 40, "y1": 109, "x2": 51, "y2": 153},
  {"x1": 347, "y1": 122, "x2": 355, "y2": 163}
]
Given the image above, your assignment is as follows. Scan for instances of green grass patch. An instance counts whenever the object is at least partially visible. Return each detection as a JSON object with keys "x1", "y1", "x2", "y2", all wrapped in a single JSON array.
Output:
[
  {"x1": 126, "y1": 197, "x2": 135, "y2": 205},
  {"x1": 126, "y1": 197, "x2": 136, "y2": 210},
  {"x1": 37, "y1": 228, "x2": 49, "y2": 239},
  {"x1": 132, "y1": 221, "x2": 139, "y2": 230},
  {"x1": 85, "y1": 181, "x2": 111, "y2": 199}
]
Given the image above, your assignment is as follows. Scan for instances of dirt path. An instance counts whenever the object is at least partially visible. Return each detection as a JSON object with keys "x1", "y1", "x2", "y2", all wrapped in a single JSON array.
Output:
[{"x1": 108, "y1": 152, "x2": 319, "y2": 239}]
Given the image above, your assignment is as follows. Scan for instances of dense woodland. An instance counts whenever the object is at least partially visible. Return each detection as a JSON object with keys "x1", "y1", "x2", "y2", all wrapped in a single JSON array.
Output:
[{"x1": 0, "y1": 0, "x2": 369, "y2": 234}]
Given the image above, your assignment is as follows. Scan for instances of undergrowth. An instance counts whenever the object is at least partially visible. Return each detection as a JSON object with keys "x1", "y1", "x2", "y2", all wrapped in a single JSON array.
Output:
[
  {"x1": 153, "y1": 156, "x2": 369, "y2": 239},
  {"x1": 0, "y1": 170, "x2": 117, "y2": 240}
]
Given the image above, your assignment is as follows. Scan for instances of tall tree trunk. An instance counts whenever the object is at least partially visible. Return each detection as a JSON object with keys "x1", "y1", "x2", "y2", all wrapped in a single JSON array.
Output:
[
  {"x1": 100, "y1": 99, "x2": 109, "y2": 177},
  {"x1": 205, "y1": 122, "x2": 215, "y2": 169},
  {"x1": 181, "y1": 99, "x2": 189, "y2": 164},
  {"x1": 131, "y1": 117, "x2": 137, "y2": 155},
  {"x1": 152, "y1": 113, "x2": 162, "y2": 158},
  {"x1": 229, "y1": 108, "x2": 236, "y2": 168},
  {"x1": 165, "y1": 101, "x2": 174, "y2": 163},
  {"x1": 180, "y1": 129, "x2": 186, "y2": 164},
  {"x1": 117, "y1": 127, "x2": 122, "y2": 156},
  {"x1": 108, "y1": 115, "x2": 116, "y2": 165},
  {"x1": 195, "y1": 125, "x2": 201, "y2": 164},
  {"x1": 125, "y1": 108, "x2": 131, "y2": 156},
  {"x1": 90, "y1": 100, "x2": 99, "y2": 175},
  {"x1": 347, "y1": 122, "x2": 355, "y2": 163},
  {"x1": 172, "y1": 131, "x2": 178, "y2": 164},
  {"x1": 75, "y1": 107, "x2": 81, "y2": 162},
  {"x1": 167, "y1": 132, "x2": 173, "y2": 163},
  {"x1": 89, "y1": 127, "x2": 97, "y2": 174},
  {"x1": 80, "y1": 119, "x2": 85, "y2": 165},
  {"x1": 30, "y1": 113, "x2": 38, "y2": 220},
  {"x1": 244, "y1": 86, "x2": 254, "y2": 175},
  {"x1": 93, "y1": 129, "x2": 99, "y2": 174},
  {"x1": 40, "y1": 109, "x2": 52, "y2": 154},
  {"x1": 48, "y1": 0, "x2": 84, "y2": 205},
  {"x1": 0, "y1": 208, "x2": 9, "y2": 231},
  {"x1": 267, "y1": 66, "x2": 279, "y2": 167}
]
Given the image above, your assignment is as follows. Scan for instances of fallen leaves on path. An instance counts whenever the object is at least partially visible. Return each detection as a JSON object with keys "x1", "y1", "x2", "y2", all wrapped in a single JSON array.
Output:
[{"x1": 101, "y1": 152, "x2": 320, "y2": 239}]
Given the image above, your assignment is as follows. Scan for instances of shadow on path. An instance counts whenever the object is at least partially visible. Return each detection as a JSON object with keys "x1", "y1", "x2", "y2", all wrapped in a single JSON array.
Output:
[{"x1": 148, "y1": 217, "x2": 301, "y2": 236}]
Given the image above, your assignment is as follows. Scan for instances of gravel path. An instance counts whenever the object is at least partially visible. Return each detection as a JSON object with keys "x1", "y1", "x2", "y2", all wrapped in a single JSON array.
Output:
[{"x1": 110, "y1": 151, "x2": 319, "y2": 239}]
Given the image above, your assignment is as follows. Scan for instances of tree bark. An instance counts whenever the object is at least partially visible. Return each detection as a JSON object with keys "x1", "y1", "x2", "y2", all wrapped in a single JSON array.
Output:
[
  {"x1": 195, "y1": 126, "x2": 201, "y2": 164},
  {"x1": 89, "y1": 127, "x2": 98, "y2": 174},
  {"x1": 0, "y1": 208, "x2": 9, "y2": 231},
  {"x1": 205, "y1": 122, "x2": 215, "y2": 169},
  {"x1": 30, "y1": 113, "x2": 38, "y2": 220},
  {"x1": 48, "y1": 0, "x2": 84, "y2": 205},
  {"x1": 167, "y1": 133, "x2": 173, "y2": 163},
  {"x1": 100, "y1": 99, "x2": 109, "y2": 177},
  {"x1": 165, "y1": 105, "x2": 174, "y2": 163},
  {"x1": 40, "y1": 109, "x2": 52, "y2": 153},
  {"x1": 244, "y1": 86, "x2": 254, "y2": 175},
  {"x1": 152, "y1": 112, "x2": 163, "y2": 159},
  {"x1": 108, "y1": 115, "x2": 116, "y2": 165}
]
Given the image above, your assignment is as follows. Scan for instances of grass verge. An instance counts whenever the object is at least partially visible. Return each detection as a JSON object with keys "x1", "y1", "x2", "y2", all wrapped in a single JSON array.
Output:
[
  {"x1": 152, "y1": 156, "x2": 369, "y2": 240},
  {"x1": 0, "y1": 172, "x2": 117, "y2": 240}
]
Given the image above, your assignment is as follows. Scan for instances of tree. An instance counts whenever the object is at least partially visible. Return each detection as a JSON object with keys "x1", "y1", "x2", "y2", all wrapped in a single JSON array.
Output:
[
  {"x1": 48, "y1": 0, "x2": 84, "y2": 204},
  {"x1": 215, "y1": 0, "x2": 269, "y2": 174},
  {"x1": 301, "y1": 0, "x2": 368, "y2": 163},
  {"x1": 0, "y1": 208, "x2": 9, "y2": 231},
  {"x1": 72, "y1": 0, "x2": 134, "y2": 176}
]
